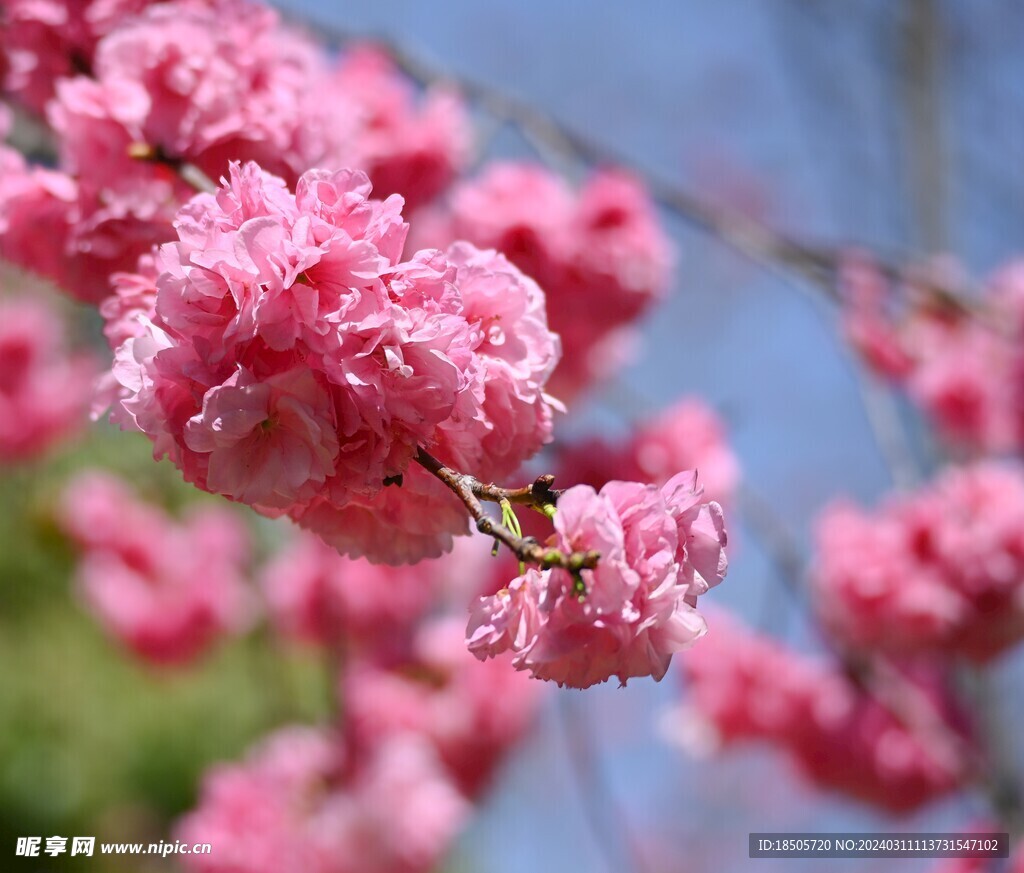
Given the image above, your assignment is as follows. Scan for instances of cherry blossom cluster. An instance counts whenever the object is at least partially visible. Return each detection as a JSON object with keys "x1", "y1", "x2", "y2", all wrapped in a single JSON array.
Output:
[
  {"x1": 341, "y1": 617, "x2": 543, "y2": 799},
  {"x1": 261, "y1": 529, "x2": 445, "y2": 653},
  {"x1": 0, "y1": 0, "x2": 469, "y2": 302},
  {"x1": 180, "y1": 544, "x2": 544, "y2": 871},
  {"x1": 841, "y1": 251, "x2": 1024, "y2": 455},
  {"x1": 669, "y1": 610, "x2": 974, "y2": 812},
  {"x1": 176, "y1": 726, "x2": 469, "y2": 873},
  {"x1": 468, "y1": 472, "x2": 728, "y2": 688},
  {"x1": 413, "y1": 162, "x2": 673, "y2": 400},
  {"x1": 0, "y1": 0, "x2": 151, "y2": 113},
  {"x1": 58, "y1": 469, "x2": 253, "y2": 663},
  {"x1": 556, "y1": 395, "x2": 739, "y2": 503},
  {"x1": 105, "y1": 161, "x2": 560, "y2": 563},
  {"x1": 0, "y1": 289, "x2": 95, "y2": 463},
  {"x1": 813, "y1": 461, "x2": 1024, "y2": 662}
]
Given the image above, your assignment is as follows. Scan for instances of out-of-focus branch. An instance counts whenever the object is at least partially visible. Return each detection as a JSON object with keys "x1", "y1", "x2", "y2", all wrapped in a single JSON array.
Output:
[
  {"x1": 3, "y1": 11, "x2": 982, "y2": 313},
  {"x1": 5, "y1": 103, "x2": 53, "y2": 161},
  {"x1": 558, "y1": 693, "x2": 648, "y2": 873},
  {"x1": 292, "y1": 15, "x2": 982, "y2": 314},
  {"x1": 853, "y1": 372, "x2": 923, "y2": 489},
  {"x1": 902, "y1": 0, "x2": 949, "y2": 252}
]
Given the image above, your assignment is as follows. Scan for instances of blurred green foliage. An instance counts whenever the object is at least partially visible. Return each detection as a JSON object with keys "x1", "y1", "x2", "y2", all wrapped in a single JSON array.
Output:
[{"x1": 0, "y1": 423, "x2": 331, "y2": 871}]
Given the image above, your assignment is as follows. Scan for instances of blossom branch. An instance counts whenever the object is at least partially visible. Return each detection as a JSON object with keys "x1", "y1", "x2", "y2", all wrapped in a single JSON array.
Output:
[
  {"x1": 413, "y1": 447, "x2": 600, "y2": 571},
  {"x1": 126, "y1": 142, "x2": 217, "y2": 194},
  {"x1": 281, "y1": 14, "x2": 981, "y2": 315}
]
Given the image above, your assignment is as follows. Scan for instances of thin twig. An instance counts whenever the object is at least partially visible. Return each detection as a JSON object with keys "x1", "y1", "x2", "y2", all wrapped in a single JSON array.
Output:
[
  {"x1": 557, "y1": 693, "x2": 647, "y2": 873},
  {"x1": 413, "y1": 447, "x2": 600, "y2": 572},
  {"x1": 853, "y1": 371, "x2": 923, "y2": 489},
  {"x1": 289, "y1": 15, "x2": 982, "y2": 315}
]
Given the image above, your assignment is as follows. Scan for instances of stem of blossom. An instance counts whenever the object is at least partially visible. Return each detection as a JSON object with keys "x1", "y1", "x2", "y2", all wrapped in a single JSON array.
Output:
[
  {"x1": 128, "y1": 142, "x2": 218, "y2": 194},
  {"x1": 413, "y1": 447, "x2": 599, "y2": 571}
]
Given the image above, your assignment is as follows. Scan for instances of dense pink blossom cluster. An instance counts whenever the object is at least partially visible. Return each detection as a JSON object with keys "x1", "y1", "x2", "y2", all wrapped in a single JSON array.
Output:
[
  {"x1": 557, "y1": 396, "x2": 739, "y2": 503},
  {"x1": 467, "y1": 472, "x2": 727, "y2": 688},
  {"x1": 343, "y1": 618, "x2": 543, "y2": 798},
  {"x1": 106, "y1": 162, "x2": 559, "y2": 563},
  {"x1": 261, "y1": 528, "x2": 444, "y2": 651},
  {"x1": 1, "y1": 0, "x2": 469, "y2": 302},
  {"x1": 0, "y1": 0, "x2": 151, "y2": 113},
  {"x1": 290, "y1": 242, "x2": 562, "y2": 563},
  {"x1": 841, "y1": 252, "x2": 1024, "y2": 454},
  {"x1": 58, "y1": 470, "x2": 252, "y2": 663},
  {"x1": 813, "y1": 461, "x2": 1024, "y2": 662},
  {"x1": 414, "y1": 162, "x2": 672, "y2": 400},
  {"x1": 0, "y1": 293, "x2": 95, "y2": 462},
  {"x1": 176, "y1": 726, "x2": 469, "y2": 873},
  {"x1": 28, "y1": 0, "x2": 332, "y2": 301},
  {"x1": 671, "y1": 610, "x2": 973, "y2": 812},
  {"x1": 327, "y1": 46, "x2": 469, "y2": 213}
]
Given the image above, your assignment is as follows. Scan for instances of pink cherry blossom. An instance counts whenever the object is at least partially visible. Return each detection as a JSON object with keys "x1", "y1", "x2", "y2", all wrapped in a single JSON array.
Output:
[
  {"x1": 557, "y1": 395, "x2": 739, "y2": 503},
  {"x1": 343, "y1": 616, "x2": 544, "y2": 798},
  {"x1": 56, "y1": 0, "x2": 330, "y2": 180},
  {"x1": 177, "y1": 726, "x2": 469, "y2": 873},
  {"x1": 813, "y1": 462, "x2": 1024, "y2": 662},
  {"x1": 671, "y1": 610, "x2": 973, "y2": 812},
  {"x1": 175, "y1": 726, "x2": 346, "y2": 873},
  {"x1": 101, "y1": 254, "x2": 158, "y2": 348},
  {"x1": 106, "y1": 161, "x2": 560, "y2": 563},
  {"x1": 0, "y1": 293, "x2": 96, "y2": 463},
  {"x1": 261, "y1": 528, "x2": 444, "y2": 650},
  {"x1": 327, "y1": 45, "x2": 470, "y2": 212},
  {"x1": 17, "y1": 3, "x2": 467, "y2": 304},
  {"x1": 0, "y1": 0, "x2": 151, "y2": 113},
  {"x1": 441, "y1": 162, "x2": 673, "y2": 401},
  {"x1": 467, "y1": 472, "x2": 727, "y2": 688},
  {"x1": 35, "y1": 0, "x2": 332, "y2": 302},
  {"x1": 840, "y1": 252, "x2": 1024, "y2": 454},
  {"x1": 291, "y1": 465, "x2": 471, "y2": 565},
  {"x1": 433, "y1": 242, "x2": 561, "y2": 480},
  {"x1": 0, "y1": 138, "x2": 84, "y2": 296},
  {"x1": 58, "y1": 469, "x2": 253, "y2": 664}
]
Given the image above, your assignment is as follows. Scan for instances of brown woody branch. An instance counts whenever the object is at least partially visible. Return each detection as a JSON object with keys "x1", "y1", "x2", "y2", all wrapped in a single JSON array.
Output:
[{"x1": 413, "y1": 447, "x2": 600, "y2": 572}]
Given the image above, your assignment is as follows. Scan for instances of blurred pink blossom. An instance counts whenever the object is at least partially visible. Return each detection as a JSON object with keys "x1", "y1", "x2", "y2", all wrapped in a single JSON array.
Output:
[
  {"x1": 0, "y1": 295, "x2": 95, "y2": 462},
  {"x1": 0, "y1": 137, "x2": 81, "y2": 295},
  {"x1": 558, "y1": 395, "x2": 739, "y2": 503},
  {"x1": 343, "y1": 617, "x2": 543, "y2": 798},
  {"x1": 429, "y1": 161, "x2": 673, "y2": 402},
  {"x1": 840, "y1": 251, "x2": 1024, "y2": 454},
  {"x1": 328, "y1": 45, "x2": 470, "y2": 213},
  {"x1": 671, "y1": 610, "x2": 973, "y2": 813},
  {"x1": 813, "y1": 461, "x2": 1024, "y2": 662},
  {"x1": 58, "y1": 470, "x2": 253, "y2": 663},
  {"x1": 0, "y1": 0, "x2": 151, "y2": 113},
  {"x1": 261, "y1": 528, "x2": 444, "y2": 650},
  {"x1": 177, "y1": 726, "x2": 469, "y2": 873}
]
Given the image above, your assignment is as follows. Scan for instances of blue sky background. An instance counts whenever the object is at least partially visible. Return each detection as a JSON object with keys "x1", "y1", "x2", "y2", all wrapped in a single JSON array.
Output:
[{"x1": 269, "y1": 4, "x2": 1024, "y2": 871}]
